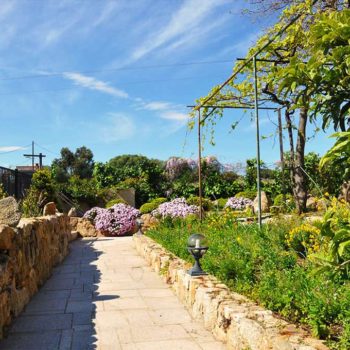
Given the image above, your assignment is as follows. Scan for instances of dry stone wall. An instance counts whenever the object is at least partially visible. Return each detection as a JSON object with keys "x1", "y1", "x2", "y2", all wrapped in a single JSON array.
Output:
[
  {"x1": 0, "y1": 214, "x2": 72, "y2": 338},
  {"x1": 133, "y1": 235, "x2": 329, "y2": 350}
]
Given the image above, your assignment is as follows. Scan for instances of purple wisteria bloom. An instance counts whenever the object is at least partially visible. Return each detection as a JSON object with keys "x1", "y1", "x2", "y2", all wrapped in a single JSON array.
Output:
[
  {"x1": 152, "y1": 198, "x2": 199, "y2": 219},
  {"x1": 225, "y1": 197, "x2": 253, "y2": 210}
]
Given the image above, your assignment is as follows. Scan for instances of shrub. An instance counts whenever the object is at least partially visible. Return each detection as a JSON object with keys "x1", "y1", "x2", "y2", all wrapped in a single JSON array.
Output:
[
  {"x1": 286, "y1": 223, "x2": 322, "y2": 257},
  {"x1": 235, "y1": 190, "x2": 256, "y2": 200},
  {"x1": 84, "y1": 203, "x2": 140, "y2": 236},
  {"x1": 31, "y1": 169, "x2": 56, "y2": 201},
  {"x1": 151, "y1": 197, "x2": 167, "y2": 206},
  {"x1": 187, "y1": 196, "x2": 213, "y2": 211},
  {"x1": 105, "y1": 198, "x2": 127, "y2": 208},
  {"x1": 140, "y1": 202, "x2": 158, "y2": 214},
  {"x1": 139, "y1": 197, "x2": 168, "y2": 214},
  {"x1": 214, "y1": 198, "x2": 228, "y2": 210},
  {"x1": 225, "y1": 197, "x2": 253, "y2": 210},
  {"x1": 152, "y1": 198, "x2": 199, "y2": 219},
  {"x1": 21, "y1": 188, "x2": 46, "y2": 217}
]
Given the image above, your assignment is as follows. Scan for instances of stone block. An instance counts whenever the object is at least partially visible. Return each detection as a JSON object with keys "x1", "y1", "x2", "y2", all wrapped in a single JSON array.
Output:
[
  {"x1": 0, "y1": 225, "x2": 15, "y2": 249},
  {"x1": 0, "y1": 197, "x2": 21, "y2": 227},
  {"x1": 43, "y1": 202, "x2": 56, "y2": 216}
]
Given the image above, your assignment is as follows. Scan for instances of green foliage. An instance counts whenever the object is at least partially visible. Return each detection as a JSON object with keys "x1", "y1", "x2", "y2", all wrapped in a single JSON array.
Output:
[
  {"x1": 235, "y1": 190, "x2": 256, "y2": 200},
  {"x1": 94, "y1": 155, "x2": 166, "y2": 207},
  {"x1": 146, "y1": 216, "x2": 350, "y2": 346},
  {"x1": 321, "y1": 132, "x2": 350, "y2": 183},
  {"x1": 31, "y1": 169, "x2": 56, "y2": 201},
  {"x1": 105, "y1": 198, "x2": 127, "y2": 208},
  {"x1": 139, "y1": 197, "x2": 167, "y2": 214},
  {"x1": 215, "y1": 198, "x2": 228, "y2": 210},
  {"x1": 21, "y1": 188, "x2": 45, "y2": 218},
  {"x1": 52, "y1": 146, "x2": 94, "y2": 183},
  {"x1": 0, "y1": 184, "x2": 7, "y2": 199},
  {"x1": 186, "y1": 196, "x2": 213, "y2": 211},
  {"x1": 273, "y1": 193, "x2": 295, "y2": 212},
  {"x1": 65, "y1": 176, "x2": 98, "y2": 205},
  {"x1": 140, "y1": 202, "x2": 158, "y2": 214},
  {"x1": 151, "y1": 197, "x2": 167, "y2": 206},
  {"x1": 311, "y1": 198, "x2": 350, "y2": 279}
]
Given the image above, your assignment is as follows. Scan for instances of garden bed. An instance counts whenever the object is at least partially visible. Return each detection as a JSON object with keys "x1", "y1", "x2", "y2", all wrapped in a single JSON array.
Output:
[
  {"x1": 134, "y1": 234, "x2": 329, "y2": 350},
  {"x1": 144, "y1": 216, "x2": 350, "y2": 349}
]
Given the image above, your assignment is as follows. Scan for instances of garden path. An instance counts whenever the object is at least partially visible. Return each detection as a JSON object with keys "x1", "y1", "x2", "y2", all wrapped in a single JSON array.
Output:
[{"x1": 0, "y1": 237, "x2": 225, "y2": 350}]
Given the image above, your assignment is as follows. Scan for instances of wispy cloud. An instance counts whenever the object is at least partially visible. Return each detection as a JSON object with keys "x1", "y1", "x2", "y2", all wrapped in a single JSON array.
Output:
[
  {"x1": 129, "y1": 0, "x2": 229, "y2": 61},
  {"x1": 0, "y1": 146, "x2": 27, "y2": 152},
  {"x1": 142, "y1": 101, "x2": 173, "y2": 111},
  {"x1": 64, "y1": 72, "x2": 129, "y2": 98},
  {"x1": 160, "y1": 111, "x2": 188, "y2": 122}
]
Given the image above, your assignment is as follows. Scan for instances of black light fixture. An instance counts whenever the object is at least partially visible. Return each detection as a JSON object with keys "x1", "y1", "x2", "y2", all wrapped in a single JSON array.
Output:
[
  {"x1": 135, "y1": 218, "x2": 144, "y2": 236},
  {"x1": 187, "y1": 233, "x2": 208, "y2": 276}
]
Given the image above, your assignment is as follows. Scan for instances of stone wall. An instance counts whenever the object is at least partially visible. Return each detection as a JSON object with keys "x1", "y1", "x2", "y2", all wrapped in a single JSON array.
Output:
[
  {"x1": 133, "y1": 235, "x2": 329, "y2": 350},
  {"x1": 0, "y1": 214, "x2": 72, "y2": 338}
]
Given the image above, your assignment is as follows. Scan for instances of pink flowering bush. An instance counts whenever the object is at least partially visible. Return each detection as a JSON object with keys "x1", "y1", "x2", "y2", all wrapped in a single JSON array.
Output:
[
  {"x1": 152, "y1": 198, "x2": 199, "y2": 219},
  {"x1": 84, "y1": 203, "x2": 140, "y2": 236},
  {"x1": 225, "y1": 197, "x2": 253, "y2": 210}
]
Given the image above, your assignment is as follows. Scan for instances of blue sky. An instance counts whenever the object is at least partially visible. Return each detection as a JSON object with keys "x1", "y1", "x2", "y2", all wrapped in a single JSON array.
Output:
[{"x1": 0, "y1": 0, "x2": 334, "y2": 169}]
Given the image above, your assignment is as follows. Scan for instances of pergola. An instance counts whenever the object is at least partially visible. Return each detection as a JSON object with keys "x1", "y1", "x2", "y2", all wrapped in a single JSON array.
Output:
[{"x1": 189, "y1": 0, "x2": 318, "y2": 226}]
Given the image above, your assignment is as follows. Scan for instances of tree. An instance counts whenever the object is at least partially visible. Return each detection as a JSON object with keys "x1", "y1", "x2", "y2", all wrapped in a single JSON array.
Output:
[
  {"x1": 52, "y1": 146, "x2": 94, "y2": 182},
  {"x1": 95, "y1": 155, "x2": 166, "y2": 207},
  {"x1": 192, "y1": 1, "x2": 349, "y2": 213}
]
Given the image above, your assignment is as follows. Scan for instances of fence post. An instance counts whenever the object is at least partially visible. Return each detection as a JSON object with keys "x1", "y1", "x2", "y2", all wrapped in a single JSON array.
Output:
[{"x1": 14, "y1": 169, "x2": 19, "y2": 199}]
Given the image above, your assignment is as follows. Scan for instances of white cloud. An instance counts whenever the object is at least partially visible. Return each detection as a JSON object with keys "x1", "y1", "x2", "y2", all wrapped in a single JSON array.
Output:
[
  {"x1": 160, "y1": 111, "x2": 188, "y2": 122},
  {"x1": 0, "y1": 146, "x2": 26, "y2": 152},
  {"x1": 130, "y1": 0, "x2": 228, "y2": 61},
  {"x1": 142, "y1": 101, "x2": 172, "y2": 111},
  {"x1": 98, "y1": 113, "x2": 136, "y2": 142},
  {"x1": 64, "y1": 72, "x2": 129, "y2": 99}
]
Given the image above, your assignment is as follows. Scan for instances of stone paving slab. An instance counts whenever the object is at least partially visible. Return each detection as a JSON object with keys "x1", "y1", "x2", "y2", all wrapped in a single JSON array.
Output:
[{"x1": 0, "y1": 237, "x2": 226, "y2": 350}]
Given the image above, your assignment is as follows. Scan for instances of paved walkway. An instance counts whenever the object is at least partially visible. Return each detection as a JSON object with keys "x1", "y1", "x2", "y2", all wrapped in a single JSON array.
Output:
[{"x1": 0, "y1": 237, "x2": 225, "y2": 350}]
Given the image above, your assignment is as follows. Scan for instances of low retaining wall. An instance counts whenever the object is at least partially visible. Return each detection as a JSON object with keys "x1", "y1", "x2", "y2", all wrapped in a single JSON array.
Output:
[
  {"x1": 133, "y1": 235, "x2": 329, "y2": 350},
  {"x1": 0, "y1": 214, "x2": 72, "y2": 338}
]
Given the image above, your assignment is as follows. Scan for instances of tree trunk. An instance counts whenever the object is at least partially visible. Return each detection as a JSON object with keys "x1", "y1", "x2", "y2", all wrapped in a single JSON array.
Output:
[
  {"x1": 284, "y1": 109, "x2": 297, "y2": 199},
  {"x1": 294, "y1": 107, "x2": 308, "y2": 213}
]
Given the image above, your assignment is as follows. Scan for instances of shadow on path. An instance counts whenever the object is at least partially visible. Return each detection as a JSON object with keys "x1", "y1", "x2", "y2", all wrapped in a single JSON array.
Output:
[{"x1": 0, "y1": 238, "x2": 119, "y2": 350}]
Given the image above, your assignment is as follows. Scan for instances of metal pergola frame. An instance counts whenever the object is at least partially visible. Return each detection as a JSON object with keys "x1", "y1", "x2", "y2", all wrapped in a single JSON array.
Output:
[
  {"x1": 187, "y1": 104, "x2": 283, "y2": 225},
  {"x1": 189, "y1": 1, "x2": 319, "y2": 226}
]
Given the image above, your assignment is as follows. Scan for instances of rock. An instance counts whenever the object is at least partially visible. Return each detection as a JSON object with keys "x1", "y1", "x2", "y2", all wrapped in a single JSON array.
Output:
[
  {"x1": 0, "y1": 225, "x2": 15, "y2": 250},
  {"x1": 141, "y1": 214, "x2": 159, "y2": 232},
  {"x1": 70, "y1": 217, "x2": 79, "y2": 231},
  {"x1": 69, "y1": 230, "x2": 78, "y2": 242},
  {"x1": 68, "y1": 207, "x2": 78, "y2": 217},
  {"x1": 76, "y1": 218, "x2": 99, "y2": 237},
  {"x1": 253, "y1": 191, "x2": 270, "y2": 213},
  {"x1": 306, "y1": 197, "x2": 317, "y2": 210},
  {"x1": 0, "y1": 197, "x2": 21, "y2": 227},
  {"x1": 43, "y1": 202, "x2": 56, "y2": 216}
]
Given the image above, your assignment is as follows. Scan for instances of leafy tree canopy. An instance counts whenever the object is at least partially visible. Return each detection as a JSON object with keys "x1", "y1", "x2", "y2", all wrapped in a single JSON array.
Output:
[{"x1": 52, "y1": 146, "x2": 94, "y2": 182}]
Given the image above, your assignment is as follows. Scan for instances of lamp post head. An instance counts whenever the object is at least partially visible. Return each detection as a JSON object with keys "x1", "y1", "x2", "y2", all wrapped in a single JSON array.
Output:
[{"x1": 187, "y1": 233, "x2": 208, "y2": 276}]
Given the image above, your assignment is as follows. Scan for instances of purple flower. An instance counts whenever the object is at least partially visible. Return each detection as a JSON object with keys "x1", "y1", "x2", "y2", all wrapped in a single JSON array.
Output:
[
  {"x1": 152, "y1": 197, "x2": 199, "y2": 218},
  {"x1": 225, "y1": 197, "x2": 253, "y2": 210},
  {"x1": 84, "y1": 204, "x2": 140, "y2": 236}
]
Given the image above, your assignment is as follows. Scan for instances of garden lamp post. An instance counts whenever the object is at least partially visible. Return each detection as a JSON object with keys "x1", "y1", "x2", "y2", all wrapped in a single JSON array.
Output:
[
  {"x1": 187, "y1": 233, "x2": 208, "y2": 276},
  {"x1": 135, "y1": 218, "x2": 144, "y2": 236}
]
